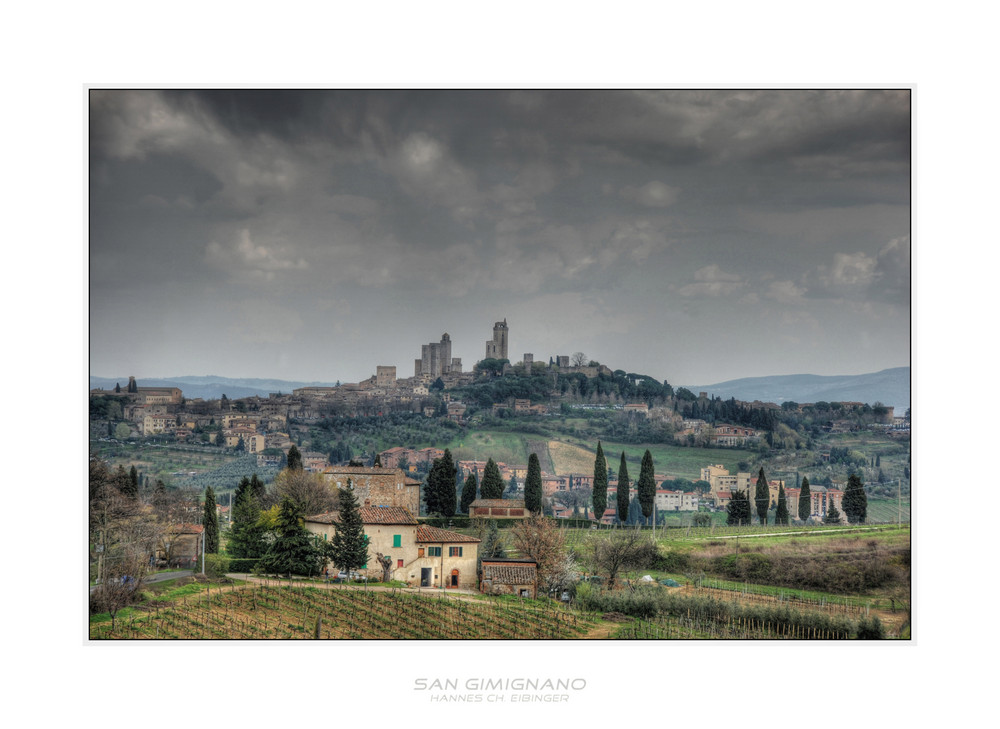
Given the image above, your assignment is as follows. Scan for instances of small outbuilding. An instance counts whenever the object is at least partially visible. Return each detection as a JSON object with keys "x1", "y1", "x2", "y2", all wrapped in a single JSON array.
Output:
[
  {"x1": 480, "y1": 557, "x2": 538, "y2": 598},
  {"x1": 469, "y1": 499, "x2": 527, "y2": 519}
]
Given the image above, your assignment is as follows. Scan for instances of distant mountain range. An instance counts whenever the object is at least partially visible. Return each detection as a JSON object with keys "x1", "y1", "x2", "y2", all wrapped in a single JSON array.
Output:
[
  {"x1": 88, "y1": 375, "x2": 336, "y2": 401},
  {"x1": 682, "y1": 367, "x2": 910, "y2": 413},
  {"x1": 91, "y1": 366, "x2": 911, "y2": 413}
]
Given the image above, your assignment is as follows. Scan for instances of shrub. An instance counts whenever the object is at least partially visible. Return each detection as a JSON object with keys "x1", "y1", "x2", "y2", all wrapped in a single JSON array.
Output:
[
  {"x1": 856, "y1": 615, "x2": 886, "y2": 639},
  {"x1": 652, "y1": 549, "x2": 691, "y2": 573},
  {"x1": 714, "y1": 552, "x2": 774, "y2": 582},
  {"x1": 228, "y1": 558, "x2": 259, "y2": 573},
  {"x1": 204, "y1": 553, "x2": 231, "y2": 578}
]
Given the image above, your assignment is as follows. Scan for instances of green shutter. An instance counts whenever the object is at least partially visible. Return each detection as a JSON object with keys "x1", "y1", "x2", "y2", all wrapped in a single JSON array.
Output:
[{"x1": 393, "y1": 534, "x2": 401, "y2": 548}]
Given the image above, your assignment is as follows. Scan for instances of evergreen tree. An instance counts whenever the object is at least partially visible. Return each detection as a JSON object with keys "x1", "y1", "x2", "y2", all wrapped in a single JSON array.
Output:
[
  {"x1": 460, "y1": 472, "x2": 478, "y2": 514},
  {"x1": 637, "y1": 450, "x2": 656, "y2": 523},
  {"x1": 754, "y1": 468, "x2": 770, "y2": 525},
  {"x1": 261, "y1": 496, "x2": 321, "y2": 577},
  {"x1": 129, "y1": 465, "x2": 139, "y2": 494},
  {"x1": 327, "y1": 486, "x2": 369, "y2": 576},
  {"x1": 842, "y1": 472, "x2": 868, "y2": 524},
  {"x1": 798, "y1": 476, "x2": 812, "y2": 521},
  {"x1": 824, "y1": 498, "x2": 842, "y2": 524},
  {"x1": 592, "y1": 441, "x2": 608, "y2": 522},
  {"x1": 480, "y1": 458, "x2": 505, "y2": 500},
  {"x1": 203, "y1": 486, "x2": 219, "y2": 553},
  {"x1": 525, "y1": 453, "x2": 542, "y2": 514},
  {"x1": 424, "y1": 450, "x2": 457, "y2": 517},
  {"x1": 617, "y1": 453, "x2": 630, "y2": 524},
  {"x1": 286, "y1": 444, "x2": 303, "y2": 471},
  {"x1": 775, "y1": 483, "x2": 789, "y2": 526},
  {"x1": 477, "y1": 519, "x2": 507, "y2": 575},
  {"x1": 249, "y1": 473, "x2": 266, "y2": 502},
  {"x1": 229, "y1": 486, "x2": 266, "y2": 559},
  {"x1": 373, "y1": 453, "x2": 382, "y2": 468},
  {"x1": 727, "y1": 490, "x2": 752, "y2": 526},
  {"x1": 115, "y1": 465, "x2": 137, "y2": 499}
]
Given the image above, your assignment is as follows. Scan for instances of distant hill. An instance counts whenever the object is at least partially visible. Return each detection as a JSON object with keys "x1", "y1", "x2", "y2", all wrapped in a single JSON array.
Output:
[
  {"x1": 88, "y1": 375, "x2": 337, "y2": 401},
  {"x1": 682, "y1": 367, "x2": 910, "y2": 413}
]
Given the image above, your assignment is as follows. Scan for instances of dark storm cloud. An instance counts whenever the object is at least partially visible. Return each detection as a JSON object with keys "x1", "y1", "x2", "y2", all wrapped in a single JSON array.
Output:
[{"x1": 89, "y1": 89, "x2": 910, "y2": 384}]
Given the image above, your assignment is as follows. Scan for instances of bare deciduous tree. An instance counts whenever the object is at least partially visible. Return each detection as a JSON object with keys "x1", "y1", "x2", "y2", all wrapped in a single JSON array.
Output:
[
  {"x1": 509, "y1": 515, "x2": 566, "y2": 587},
  {"x1": 586, "y1": 527, "x2": 658, "y2": 587},
  {"x1": 272, "y1": 469, "x2": 339, "y2": 516}
]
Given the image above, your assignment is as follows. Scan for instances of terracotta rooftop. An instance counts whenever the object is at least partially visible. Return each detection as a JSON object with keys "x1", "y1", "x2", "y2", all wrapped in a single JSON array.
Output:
[
  {"x1": 482, "y1": 559, "x2": 537, "y2": 584},
  {"x1": 323, "y1": 466, "x2": 404, "y2": 476},
  {"x1": 415, "y1": 524, "x2": 481, "y2": 544},
  {"x1": 304, "y1": 506, "x2": 419, "y2": 525}
]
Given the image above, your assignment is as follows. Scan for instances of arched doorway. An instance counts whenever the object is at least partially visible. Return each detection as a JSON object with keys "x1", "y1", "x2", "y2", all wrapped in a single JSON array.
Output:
[{"x1": 450, "y1": 569, "x2": 459, "y2": 588}]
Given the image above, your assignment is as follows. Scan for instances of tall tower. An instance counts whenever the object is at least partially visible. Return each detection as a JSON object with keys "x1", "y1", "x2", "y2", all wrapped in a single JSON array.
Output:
[{"x1": 485, "y1": 318, "x2": 509, "y2": 360}]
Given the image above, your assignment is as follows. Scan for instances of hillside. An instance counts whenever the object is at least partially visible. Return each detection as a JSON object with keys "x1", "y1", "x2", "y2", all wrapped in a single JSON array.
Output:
[{"x1": 683, "y1": 367, "x2": 909, "y2": 412}]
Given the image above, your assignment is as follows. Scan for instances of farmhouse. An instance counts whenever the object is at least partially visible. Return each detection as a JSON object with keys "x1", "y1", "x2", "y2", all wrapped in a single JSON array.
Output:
[{"x1": 304, "y1": 506, "x2": 480, "y2": 589}]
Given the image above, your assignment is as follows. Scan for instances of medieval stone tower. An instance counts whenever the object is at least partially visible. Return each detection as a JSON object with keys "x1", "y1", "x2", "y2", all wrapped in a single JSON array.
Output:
[{"x1": 485, "y1": 318, "x2": 509, "y2": 360}]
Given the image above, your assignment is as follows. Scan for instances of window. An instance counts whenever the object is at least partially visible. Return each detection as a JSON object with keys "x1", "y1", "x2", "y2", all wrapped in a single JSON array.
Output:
[
  {"x1": 417, "y1": 547, "x2": 425, "y2": 557},
  {"x1": 428, "y1": 547, "x2": 442, "y2": 557},
  {"x1": 393, "y1": 534, "x2": 401, "y2": 548},
  {"x1": 397, "y1": 559, "x2": 403, "y2": 568},
  {"x1": 449, "y1": 546, "x2": 463, "y2": 557}
]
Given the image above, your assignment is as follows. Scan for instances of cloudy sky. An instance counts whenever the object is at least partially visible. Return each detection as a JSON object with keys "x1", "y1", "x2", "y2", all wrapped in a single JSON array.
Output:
[{"x1": 89, "y1": 89, "x2": 910, "y2": 386}]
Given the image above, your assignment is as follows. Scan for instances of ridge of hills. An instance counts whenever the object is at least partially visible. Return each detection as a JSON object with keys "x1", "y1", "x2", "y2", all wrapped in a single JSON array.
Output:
[
  {"x1": 90, "y1": 366, "x2": 910, "y2": 412},
  {"x1": 682, "y1": 367, "x2": 909, "y2": 413}
]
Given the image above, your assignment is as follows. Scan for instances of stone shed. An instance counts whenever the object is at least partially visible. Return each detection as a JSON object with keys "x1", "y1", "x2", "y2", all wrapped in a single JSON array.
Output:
[{"x1": 480, "y1": 557, "x2": 538, "y2": 598}]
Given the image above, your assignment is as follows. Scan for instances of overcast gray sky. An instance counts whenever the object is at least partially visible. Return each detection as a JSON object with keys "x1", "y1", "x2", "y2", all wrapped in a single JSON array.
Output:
[{"x1": 89, "y1": 89, "x2": 910, "y2": 386}]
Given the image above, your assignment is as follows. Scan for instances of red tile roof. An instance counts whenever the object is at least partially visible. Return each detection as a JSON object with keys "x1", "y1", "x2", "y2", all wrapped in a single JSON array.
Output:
[
  {"x1": 469, "y1": 499, "x2": 525, "y2": 508},
  {"x1": 304, "y1": 506, "x2": 419, "y2": 525},
  {"x1": 415, "y1": 525, "x2": 481, "y2": 544}
]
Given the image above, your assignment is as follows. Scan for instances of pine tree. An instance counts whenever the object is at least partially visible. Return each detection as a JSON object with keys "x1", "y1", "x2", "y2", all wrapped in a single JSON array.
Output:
[
  {"x1": 824, "y1": 498, "x2": 842, "y2": 524},
  {"x1": 592, "y1": 441, "x2": 608, "y2": 522},
  {"x1": 775, "y1": 483, "x2": 789, "y2": 526},
  {"x1": 460, "y1": 472, "x2": 478, "y2": 514},
  {"x1": 754, "y1": 468, "x2": 770, "y2": 525},
  {"x1": 798, "y1": 476, "x2": 812, "y2": 521},
  {"x1": 129, "y1": 465, "x2": 139, "y2": 495},
  {"x1": 261, "y1": 496, "x2": 321, "y2": 577},
  {"x1": 327, "y1": 487, "x2": 369, "y2": 576},
  {"x1": 249, "y1": 473, "x2": 266, "y2": 502},
  {"x1": 287, "y1": 444, "x2": 303, "y2": 471},
  {"x1": 637, "y1": 450, "x2": 656, "y2": 523},
  {"x1": 727, "y1": 489, "x2": 752, "y2": 526},
  {"x1": 525, "y1": 453, "x2": 542, "y2": 514},
  {"x1": 203, "y1": 486, "x2": 219, "y2": 553},
  {"x1": 842, "y1": 472, "x2": 868, "y2": 524},
  {"x1": 617, "y1": 453, "x2": 630, "y2": 524},
  {"x1": 480, "y1": 458, "x2": 505, "y2": 500}
]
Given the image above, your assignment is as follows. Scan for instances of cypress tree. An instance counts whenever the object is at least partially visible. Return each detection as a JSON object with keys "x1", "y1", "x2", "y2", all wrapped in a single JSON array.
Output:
[
  {"x1": 327, "y1": 486, "x2": 369, "y2": 576},
  {"x1": 592, "y1": 441, "x2": 608, "y2": 522},
  {"x1": 824, "y1": 498, "x2": 842, "y2": 524},
  {"x1": 754, "y1": 468, "x2": 770, "y2": 525},
  {"x1": 480, "y1": 458, "x2": 505, "y2": 500},
  {"x1": 203, "y1": 486, "x2": 220, "y2": 554},
  {"x1": 637, "y1": 449, "x2": 656, "y2": 523},
  {"x1": 374, "y1": 453, "x2": 382, "y2": 467},
  {"x1": 525, "y1": 453, "x2": 542, "y2": 514},
  {"x1": 460, "y1": 472, "x2": 478, "y2": 514},
  {"x1": 129, "y1": 465, "x2": 139, "y2": 494},
  {"x1": 798, "y1": 476, "x2": 812, "y2": 521},
  {"x1": 842, "y1": 472, "x2": 868, "y2": 524},
  {"x1": 775, "y1": 483, "x2": 789, "y2": 526},
  {"x1": 287, "y1": 445, "x2": 303, "y2": 471},
  {"x1": 425, "y1": 450, "x2": 457, "y2": 517},
  {"x1": 617, "y1": 453, "x2": 630, "y2": 524}
]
